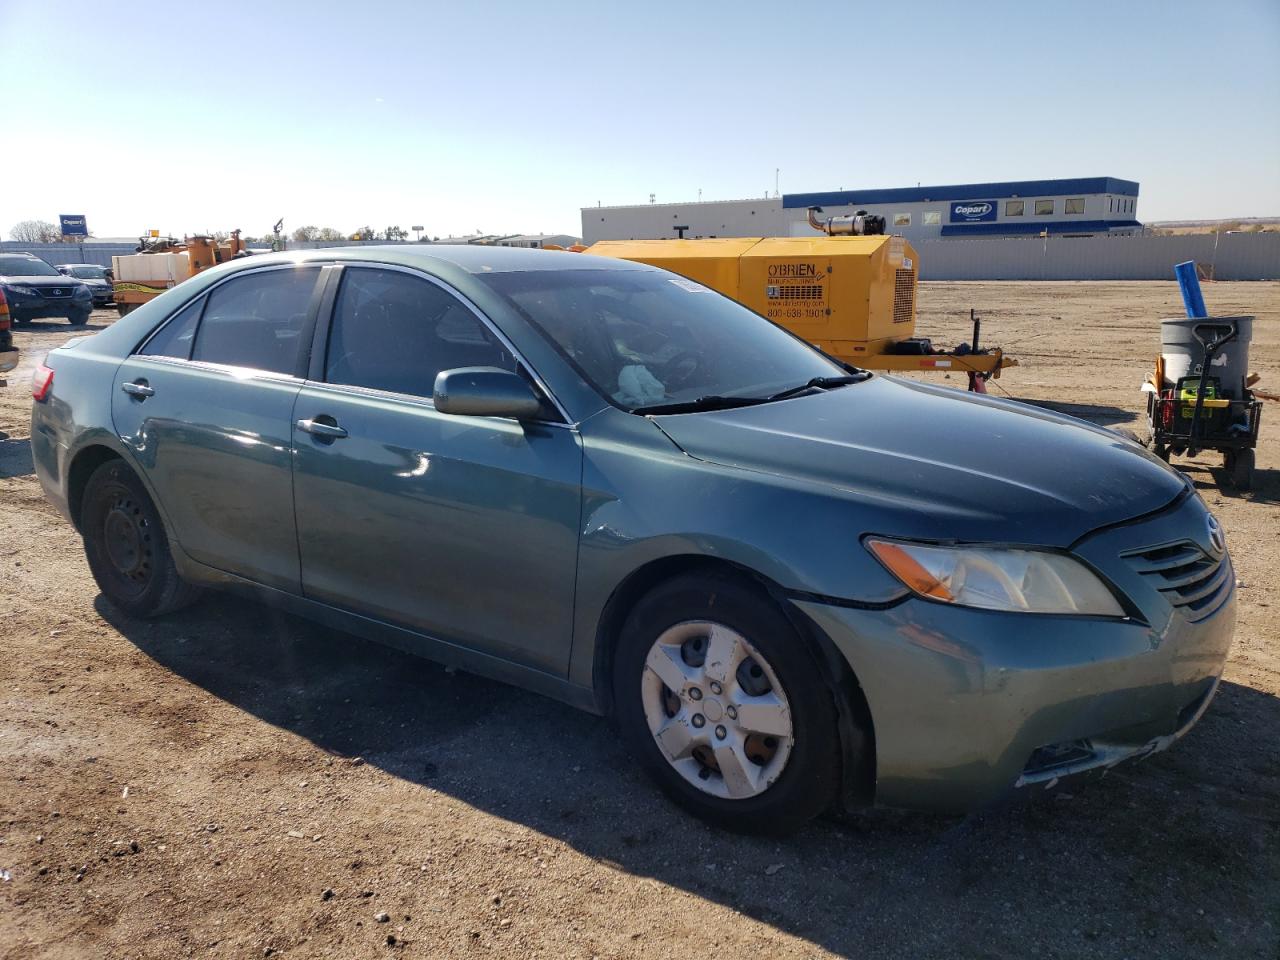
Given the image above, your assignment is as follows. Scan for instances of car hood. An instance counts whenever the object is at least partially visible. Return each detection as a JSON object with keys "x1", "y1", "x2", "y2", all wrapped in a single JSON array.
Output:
[
  {"x1": 651, "y1": 376, "x2": 1186, "y2": 548},
  {"x1": 1, "y1": 275, "x2": 86, "y2": 289}
]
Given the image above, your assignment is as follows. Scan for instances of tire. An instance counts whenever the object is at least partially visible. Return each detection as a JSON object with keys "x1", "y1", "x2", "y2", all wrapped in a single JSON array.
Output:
[
  {"x1": 80, "y1": 459, "x2": 200, "y2": 618},
  {"x1": 612, "y1": 573, "x2": 844, "y2": 833},
  {"x1": 68, "y1": 309, "x2": 91, "y2": 326},
  {"x1": 1229, "y1": 448, "x2": 1255, "y2": 492}
]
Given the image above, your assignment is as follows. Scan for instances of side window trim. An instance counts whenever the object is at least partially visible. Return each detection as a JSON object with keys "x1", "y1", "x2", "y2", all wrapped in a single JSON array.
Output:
[{"x1": 309, "y1": 262, "x2": 572, "y2": 424}]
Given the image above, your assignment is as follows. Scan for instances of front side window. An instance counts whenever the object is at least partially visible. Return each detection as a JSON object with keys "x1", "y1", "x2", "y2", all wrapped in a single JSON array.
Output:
[
  {"x1": 1005, "y1": 200, "x2": 1024, "y2": 217},
  {"x1": 191, "y1": 267, "x2": 321, "y2": 375},
  {"x1": 481, "y1": 268, "x2": 845, "y2": 411},
  {"x1": 1035, "y1": 199, "x2": 1055, "y2": 216},
  {"x1": 1065, "y1": 198, "x2": 1086, "y2": 215},
  {"x1": 325, "y1": 267, "x2": 516, "y2": 399},
  {"x1": 141, "y1": 296, "x2": 204, "y2": 359}
]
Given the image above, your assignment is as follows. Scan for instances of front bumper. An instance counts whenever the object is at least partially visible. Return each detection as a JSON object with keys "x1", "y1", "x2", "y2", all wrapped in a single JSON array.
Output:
[
  {"x1": 796, "y1": 492, "x2": 1235, "y2": 812},
  {"x1": 12, "y1": 300, "x2": 93, "y2": 320}
]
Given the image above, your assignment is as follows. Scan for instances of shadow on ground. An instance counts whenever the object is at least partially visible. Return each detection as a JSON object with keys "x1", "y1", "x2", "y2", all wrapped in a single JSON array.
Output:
[
  {"x1": 1020, "y1": 399, "x2": 1137, "y2": 426},
  {"x1": 0, "y1": 435, "x2": 34, "y2": 479},
  {"x1": 13, "y1": 319, "x2": 111, "y2": 333},
  {"x1": 99, "y1": 594, "x2": 1280, "y2": 958}
]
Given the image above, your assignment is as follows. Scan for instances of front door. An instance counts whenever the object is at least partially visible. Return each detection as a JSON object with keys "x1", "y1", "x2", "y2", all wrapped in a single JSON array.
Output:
[
  {"x1": 111, "y1": 264, "x2": 325, "y2": 591},
  {"x1": 291, "y1": 265, "x2": 582, "y2": 675}
]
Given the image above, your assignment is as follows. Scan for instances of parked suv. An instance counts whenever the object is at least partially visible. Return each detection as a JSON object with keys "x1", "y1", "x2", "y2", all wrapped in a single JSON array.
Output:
[
  {"x1": 57, "y1": 263, "x2": 114, "y2": 307},
  {"x1": 0, "y1": 253, "x2": 94, "y2": 325}
]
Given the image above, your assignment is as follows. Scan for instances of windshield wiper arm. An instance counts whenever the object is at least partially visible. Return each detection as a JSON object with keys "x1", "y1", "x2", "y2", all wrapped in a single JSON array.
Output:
[
  {"x1": 632, "y1": 394, "x2": 773, "y2": 416},
  {"x1": 767, "y1": 373, "x2": 871, "y2": 402}
]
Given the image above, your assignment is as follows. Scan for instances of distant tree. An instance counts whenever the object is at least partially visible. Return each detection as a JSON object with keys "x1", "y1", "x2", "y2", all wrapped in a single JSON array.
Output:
[
  {"x1": 292, "y1": 225, "x2": 321, "y2": 243},
  {"x1": 316, "y1": 227, "x2": 345, "y2": 242},
  {"x1": 384, "y1": 225, "x2": 407, "y2": 241},
  {"x1": 351, "y1": 225, "x2": 377, "y2": 241},
  {"x1": 9, "y1": 219, "x2": 60, "y2": 243}
]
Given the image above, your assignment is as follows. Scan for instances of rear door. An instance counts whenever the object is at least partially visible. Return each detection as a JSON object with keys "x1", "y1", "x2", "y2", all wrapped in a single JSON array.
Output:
[
  {"x1": 111, "y1": 264, "x2": 328, "y2": 591},
  {"x1": 290, "y1": 264, "x2": 583, "y2": 674}
]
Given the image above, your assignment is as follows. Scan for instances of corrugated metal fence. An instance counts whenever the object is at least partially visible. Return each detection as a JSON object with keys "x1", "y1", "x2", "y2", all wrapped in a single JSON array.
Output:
[
  {"x1": 914, "y1": 232, "x2": 1279, "y2": 281},
  {"x1": 5, "y1": 233, "x2": 1277, "y2": 280},
  {"x1": 1, "y1": 242, "x2": 136, "y2": 268}
]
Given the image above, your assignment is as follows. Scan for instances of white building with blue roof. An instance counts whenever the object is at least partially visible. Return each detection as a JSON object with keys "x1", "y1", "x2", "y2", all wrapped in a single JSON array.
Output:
[{"x1": 582, "y1": 177, "x2": 1141, "y2": 243}]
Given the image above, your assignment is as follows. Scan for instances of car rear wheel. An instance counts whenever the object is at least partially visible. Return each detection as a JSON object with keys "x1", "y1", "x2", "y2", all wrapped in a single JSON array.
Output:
[
  {"x1": 81, "y1": 460, "x2": 200, "y2": 618},
  {"x1": 613, "y1": 573, "x2": 843, "y2": 833}
]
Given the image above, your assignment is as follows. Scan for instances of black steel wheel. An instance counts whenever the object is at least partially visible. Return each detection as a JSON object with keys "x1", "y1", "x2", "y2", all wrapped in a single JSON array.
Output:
[{"x1": 81, "y1": 460, "x2": 200, "y2": 617}]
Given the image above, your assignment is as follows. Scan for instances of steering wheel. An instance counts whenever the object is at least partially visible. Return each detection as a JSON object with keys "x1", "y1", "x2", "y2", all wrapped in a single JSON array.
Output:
[{"x1": 658, "y1": 350, "x2": 701, "y2": 389}]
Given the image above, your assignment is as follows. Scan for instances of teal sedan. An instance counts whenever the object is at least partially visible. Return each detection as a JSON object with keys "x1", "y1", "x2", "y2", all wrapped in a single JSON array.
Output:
[{"x1": 31, "y1": 246, "x2": 1234, "y2": 831}]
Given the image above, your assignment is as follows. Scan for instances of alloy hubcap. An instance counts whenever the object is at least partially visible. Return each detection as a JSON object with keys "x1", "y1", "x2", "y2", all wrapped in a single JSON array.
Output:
[{"x1": 641, "y1": 621, "x2": 794, "y2": 800}]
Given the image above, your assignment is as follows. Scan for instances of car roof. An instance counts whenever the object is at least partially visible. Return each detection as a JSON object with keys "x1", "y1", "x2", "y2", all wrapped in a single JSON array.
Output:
[
  {"x1": 55, "y1": 263, "x2": 105, "y2": 268},
  {"x1": 240, "y1": 244, "x2": 648, "y2": 275}
]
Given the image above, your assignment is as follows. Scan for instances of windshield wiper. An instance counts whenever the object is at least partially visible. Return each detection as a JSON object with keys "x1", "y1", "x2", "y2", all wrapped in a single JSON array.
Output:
[
  {"x1": 632, "y1": 394, "x2": 773, "y2": 416},
  {"x1": 766, "y1": 373, "x2": 871, "y2": 402}
]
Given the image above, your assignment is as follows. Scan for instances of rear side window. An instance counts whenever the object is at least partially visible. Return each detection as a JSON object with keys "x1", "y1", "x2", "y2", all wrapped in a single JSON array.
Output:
[
  {"x1": 191, "y1": 267, "x2": 322, "y2": 375},
  {"x1": 325, "y1": 267, "x2": 515, "y2": 399},
  {"x1": 141, "y1": 296, "x2": 204, "y2": 359}
]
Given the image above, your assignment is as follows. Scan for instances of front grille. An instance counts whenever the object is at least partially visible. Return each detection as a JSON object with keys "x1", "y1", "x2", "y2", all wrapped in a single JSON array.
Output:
[
  {"x1": 1122, "y1": 541, "x2": 1232, "y2": 622},
  {"x1": 768, "y1": 284, "x2": 823, "y2": 300},
  {"x1": 893, "y1": 269, "x2": 915, "y2": 323},
  {"x1": 40, "y1": 287, "x2": 73, "y2": 299}
]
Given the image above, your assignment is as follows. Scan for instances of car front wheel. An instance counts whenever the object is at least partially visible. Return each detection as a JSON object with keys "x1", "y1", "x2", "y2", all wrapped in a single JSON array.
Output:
[
  {"x1": 613, "y1": 574, "x2": 843, "y2": 833},
  {"x1": 81, "y1": 459, "x2": 200, "y2": 618}
]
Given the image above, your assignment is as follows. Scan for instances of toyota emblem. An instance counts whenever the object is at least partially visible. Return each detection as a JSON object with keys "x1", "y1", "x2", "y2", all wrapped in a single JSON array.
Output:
[{"x1": 1206, "y1": 514, "x2": 1226, "y2": 555}]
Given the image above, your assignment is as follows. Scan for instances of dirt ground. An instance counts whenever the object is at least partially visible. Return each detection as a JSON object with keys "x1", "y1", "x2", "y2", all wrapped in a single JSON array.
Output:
[{"x1": 1, "y1": 282, "x2": 1277, "y2": 960}]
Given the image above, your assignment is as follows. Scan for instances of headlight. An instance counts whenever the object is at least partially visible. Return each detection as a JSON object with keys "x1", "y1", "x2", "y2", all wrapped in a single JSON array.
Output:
[
  {"x1": 8, "y1": 284, "x2": 39, "y2": 296},
  {"x1": 866, "y1": 539, "x2": 1125, "y2": 616}
]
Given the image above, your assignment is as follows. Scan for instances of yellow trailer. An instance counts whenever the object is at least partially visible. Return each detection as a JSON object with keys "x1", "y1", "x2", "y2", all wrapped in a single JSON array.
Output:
[{"x1": 582, "y1": 233, "x2": 1015, "y2": 390}]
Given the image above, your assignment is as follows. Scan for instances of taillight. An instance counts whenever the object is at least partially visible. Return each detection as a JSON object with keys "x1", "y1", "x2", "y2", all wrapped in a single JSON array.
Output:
[
  {"x1": 0, "y1": 287, "x2": 10, "y2": 330},
  {"x1": 32, "y1": 363, "x2": 54, "y2": 402}
]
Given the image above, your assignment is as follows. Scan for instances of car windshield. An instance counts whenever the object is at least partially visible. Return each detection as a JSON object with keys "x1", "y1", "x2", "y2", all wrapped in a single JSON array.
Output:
[
  {"x1": 0, "y1": 257, "x2": 60, "y2": 278},
  {"x1": 63, "y1": 265, "x2": 107, "y2": 279},
  {"x1": 480, "y1": 268, "x2": 845, "y2": 411}
]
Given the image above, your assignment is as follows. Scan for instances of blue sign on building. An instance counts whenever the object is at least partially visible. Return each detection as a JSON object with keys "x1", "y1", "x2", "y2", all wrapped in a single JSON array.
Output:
[
  {"x1": 59, "y1": 214, "x2": 89, "y2": 237},
  {"x1": 949, "y1": 200, "x2": 997, "y2": 223}
]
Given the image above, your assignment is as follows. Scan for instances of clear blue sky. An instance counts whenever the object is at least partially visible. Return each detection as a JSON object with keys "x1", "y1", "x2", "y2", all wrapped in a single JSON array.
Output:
[{"x1": 3, "y1": 0, "x2": 1277, "y2": 239}]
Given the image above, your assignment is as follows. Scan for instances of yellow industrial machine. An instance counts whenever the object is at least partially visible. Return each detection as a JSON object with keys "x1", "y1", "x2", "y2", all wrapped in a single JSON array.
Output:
[
  {"x1": 583, "y1": 216, "x2": 1014, "y2": 390},
  {"x1": 112, "y1": 230, "x2": 249, "y2": 315}
]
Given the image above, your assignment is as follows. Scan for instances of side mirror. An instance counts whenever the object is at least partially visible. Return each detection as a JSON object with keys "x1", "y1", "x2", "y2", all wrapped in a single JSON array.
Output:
[{"x1": 434, "y1": 366, "x2": 543, "y2": 419}]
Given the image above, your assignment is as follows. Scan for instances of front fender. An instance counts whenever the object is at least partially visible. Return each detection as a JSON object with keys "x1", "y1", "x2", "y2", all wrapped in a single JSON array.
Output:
[{"x1": 566, "y1": 410, "x2": 907, "y2": 690}]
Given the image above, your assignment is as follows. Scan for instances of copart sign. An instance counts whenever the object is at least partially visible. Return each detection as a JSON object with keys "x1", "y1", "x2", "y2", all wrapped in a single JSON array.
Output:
[{"x1": 949, "y1": 200, "x2": 997, "y2": 223}]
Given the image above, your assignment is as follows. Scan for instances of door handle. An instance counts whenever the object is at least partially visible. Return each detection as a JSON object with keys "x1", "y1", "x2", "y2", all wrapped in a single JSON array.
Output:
[
  {"x1": 121, "y1": 380, "x2": 155, "y2": 399},
  {"x1": 296, "y1": 418, "x2": 348, "y2": 440}
]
